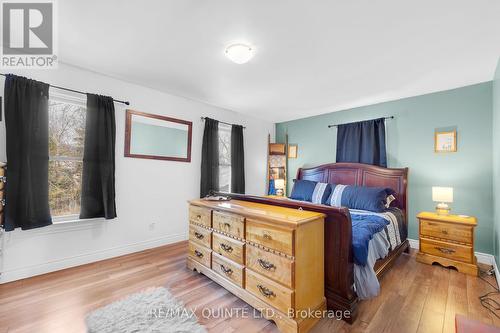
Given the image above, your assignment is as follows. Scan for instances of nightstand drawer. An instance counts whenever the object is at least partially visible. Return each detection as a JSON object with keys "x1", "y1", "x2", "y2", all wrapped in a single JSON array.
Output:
[
  {"x1": 420, "y1": 219, "x2": 472, "y2": 244},
  {"x1": 420, "y1": 238, "x2": 473, "y2": 263}
]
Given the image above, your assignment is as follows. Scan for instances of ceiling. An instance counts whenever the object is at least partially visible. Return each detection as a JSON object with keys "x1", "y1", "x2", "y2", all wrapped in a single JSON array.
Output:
[{"x1": 59, "y1": 1, "x2": 500, "y2": 122}]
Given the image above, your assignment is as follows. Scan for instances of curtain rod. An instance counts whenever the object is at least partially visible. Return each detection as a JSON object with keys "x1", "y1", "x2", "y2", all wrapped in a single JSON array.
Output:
[
  {"x1": 200, "y1": 117, "x2": 246, "y2": 129},
  {"x1": 0, "y1": 73, "x2": 130, "y2": 105},
  {"x1": 327, "y1": 116, "x2": 394, "y2": 128}
]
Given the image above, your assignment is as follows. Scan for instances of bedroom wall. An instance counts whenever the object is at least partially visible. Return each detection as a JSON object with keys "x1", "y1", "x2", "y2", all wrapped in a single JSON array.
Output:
[
  {"x1": 0, "y1": 63, "x2": 275, "y2": 283},
  {"x1": 493, "y1": 58, "x2": 500, "y2": 265},
  {"x1": 276, "y1": 82, "x2": 494, "y2": 254}
]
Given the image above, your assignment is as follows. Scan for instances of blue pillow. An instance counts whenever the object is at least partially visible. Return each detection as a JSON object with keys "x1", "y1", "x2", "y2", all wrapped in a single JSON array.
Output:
[
  {"x1": 327, "y1": 185, "x2": 393, "y2": 212},
  {"x1": 289, "y1": 179, "x2": 318, "y2": 201}
]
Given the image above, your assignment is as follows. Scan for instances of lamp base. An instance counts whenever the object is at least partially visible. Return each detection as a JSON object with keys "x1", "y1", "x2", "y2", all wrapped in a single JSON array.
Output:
[{"x1": 436, "y1": 202, "x2": 450, "y2": 215}]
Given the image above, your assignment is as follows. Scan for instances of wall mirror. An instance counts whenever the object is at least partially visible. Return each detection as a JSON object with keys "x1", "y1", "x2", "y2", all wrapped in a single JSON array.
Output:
[{"x1": 125, "y1": 109, "x2": 192, "y2": 162}]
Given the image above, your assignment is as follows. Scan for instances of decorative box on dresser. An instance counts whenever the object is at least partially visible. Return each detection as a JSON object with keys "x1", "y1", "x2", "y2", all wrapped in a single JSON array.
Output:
[
  {"x1": 187, "y1": 199, "x2": 326, "y2": 333},
  {"x1": 416, "y1": 211, "x2": 478, "y2": 276}
]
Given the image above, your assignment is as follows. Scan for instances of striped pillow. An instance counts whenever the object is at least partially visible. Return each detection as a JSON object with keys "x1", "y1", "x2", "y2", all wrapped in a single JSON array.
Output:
[{"x1": 311, "y1": 182, "x2": 332, "y2": 205}]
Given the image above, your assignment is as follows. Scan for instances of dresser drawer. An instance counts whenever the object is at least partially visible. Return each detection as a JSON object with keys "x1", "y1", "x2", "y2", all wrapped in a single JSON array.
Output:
[
  {"x1": 189, "y1": 241, "x2": 212, "y2": 268},
  {"x1": 246, "y1": 220, "x2": 293, "y2": 256},
  {"x1": 245, "y1": 269, "x2": 294, "y2": 314},
  {"x1": 189, "y1": 224, "x2": 212, "y2": 248},
  {"x1": 246, "y1": 244, "x2": 294, "y2": 288},
  {"x1": 420, "y1": 238, "x2": 473, "y2": 263},
  {"x1": 212, "y1": 232, "x2": 245, "y2": 265},
  {"x1": 420, "y1": 219, "x2": 472, "y2": 244},
  {"x1": 212, "y1": 252, "x2": 244, "y2": 288},
  {"x1": 213, "y1": 211, "x2": 245, "y2": 239},
  {"x1": 189, "y1": 205, "x2": 212, "y2": 227}
]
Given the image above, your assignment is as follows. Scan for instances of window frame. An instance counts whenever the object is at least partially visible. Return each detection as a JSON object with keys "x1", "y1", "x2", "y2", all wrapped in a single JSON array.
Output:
[{"x1": 48, "y1": 92, "x2": 101, "y2": 225}]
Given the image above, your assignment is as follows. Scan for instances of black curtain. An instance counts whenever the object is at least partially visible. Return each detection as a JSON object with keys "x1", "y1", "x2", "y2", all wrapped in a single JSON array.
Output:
[
  {"x1": 4, "y1": 74, "x2": 52, "y2": 231},
  {"x1": 80, "y1": 94, "x2": 117, "y2": 219},
  {"x1": 200, "y1": 118, "x2": 219, "y2": 197},
  {"x1": 336, "y1": 117, "x2": 387, "y2": 167},
  {"x1": 231, "y1": 125, "x2": 245, "y2": 194}
]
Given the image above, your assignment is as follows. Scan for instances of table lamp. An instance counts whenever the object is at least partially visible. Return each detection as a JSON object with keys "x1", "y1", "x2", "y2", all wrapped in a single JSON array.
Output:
[
  {"x1": 432, "y1": 186, "x2": 453, "y2": 215},
  {"x1": 274, "y1": 179, "x2": 285, "y2": 196}
]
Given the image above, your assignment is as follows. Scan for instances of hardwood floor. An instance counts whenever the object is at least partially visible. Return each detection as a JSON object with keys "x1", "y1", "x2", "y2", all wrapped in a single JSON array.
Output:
[{"x1": 0, "y1": 241, "x2": 499, "y2": 333}]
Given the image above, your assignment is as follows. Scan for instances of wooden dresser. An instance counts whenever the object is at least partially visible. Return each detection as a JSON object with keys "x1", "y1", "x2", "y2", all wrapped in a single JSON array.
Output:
[
  {"x1": 416, "y1": 211, "x2": 478, "y2": 276},
  {"x1": 187, "y1": 199, "x2": 325, "y2": 333}
]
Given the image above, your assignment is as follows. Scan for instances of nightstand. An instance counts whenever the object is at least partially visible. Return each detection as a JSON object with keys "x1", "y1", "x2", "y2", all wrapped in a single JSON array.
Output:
[{"x1": 416, "y1": 212, "x2": 478, "y2": 276}]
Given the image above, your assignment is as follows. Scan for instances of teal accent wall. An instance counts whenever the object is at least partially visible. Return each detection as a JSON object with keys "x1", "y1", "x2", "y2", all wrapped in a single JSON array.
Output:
[
  {"x1": 493, "y1": 59, "x2": 500, "y2": 264},
  {"x1": 130, "y1": 122, "x2": 188, "y2": 158},
  {"x1": 276, "y1": 82, "x2": 494, "y2": 254}
]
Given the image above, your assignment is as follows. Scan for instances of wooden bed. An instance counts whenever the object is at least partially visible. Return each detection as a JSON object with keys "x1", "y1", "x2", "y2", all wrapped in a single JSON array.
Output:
[{"x1": 223, "y1": 162, "x2": 409, "y2": 323}]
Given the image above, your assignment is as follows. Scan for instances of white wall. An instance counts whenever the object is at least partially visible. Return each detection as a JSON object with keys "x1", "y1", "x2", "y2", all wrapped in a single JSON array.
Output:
[{"x1": 0, "y1": 63, "x2": 274, "y2": 283}]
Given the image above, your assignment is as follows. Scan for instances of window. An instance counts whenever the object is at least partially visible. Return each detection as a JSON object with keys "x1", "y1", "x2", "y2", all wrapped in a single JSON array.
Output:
[
  {"x1": 48, "y1": 96, "x2": 86, "y2": 219},
  {"x1": 218, "y1": 124, "x2": 231, "y2": 192}
]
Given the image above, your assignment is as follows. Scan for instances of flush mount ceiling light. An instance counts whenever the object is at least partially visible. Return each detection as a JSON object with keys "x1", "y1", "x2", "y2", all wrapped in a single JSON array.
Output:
[{"x1": 225, "y1": 43, "x2": 254, "y2": 64}]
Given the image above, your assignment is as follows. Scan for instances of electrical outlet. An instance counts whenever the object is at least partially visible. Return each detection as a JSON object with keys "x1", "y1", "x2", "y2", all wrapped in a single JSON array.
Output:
[{"x1": 149, "y1": 222, "x2": 156, "y2": 230}]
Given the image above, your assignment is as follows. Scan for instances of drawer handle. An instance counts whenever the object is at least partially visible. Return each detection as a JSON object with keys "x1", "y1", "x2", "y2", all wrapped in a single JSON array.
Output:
[
  {"x1": 194, "y1": 232, "x2": 204, "y2": 239},
  {"x1": 257, "y1": 284, "x2": 276, "y2": 298},
  {"x1": 263, "y1": 233, "x2": 272, "y2": 240},
  {"x1": 220, "y1": 243, "x2": 233, "y2": 253},
  {"x1": 258, "y1": 259, "x2": 276, "y2": 271},
  {"x1": 194, "y1": 250, "x2": 204, "y2": 258},
  {"x1": 220, "y1": 264, "x2": 233, "y2": 275},
  {"x1": 435, "y1": 246, "x2": 455, "y2": 255},
  {"x1": 196, "y1": 214, "x2": 202, "y2": 220},
  {"x1": 441, "y1": 230, "x2": 448, "y2": 235},
  {"x1": 223, "y1": 222, "x2": 231, "y2": 228}
]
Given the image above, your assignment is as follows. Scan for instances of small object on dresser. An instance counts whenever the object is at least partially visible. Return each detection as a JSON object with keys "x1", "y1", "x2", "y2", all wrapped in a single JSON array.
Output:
[
  {"x1": 274, "y1": 179, "x2": 285, "y2": 196},
  {"x1": 432, "y1": 186, "x2": 453, "y2": 215},
  {"x1": 416, "y1": 211, "x2": 478, "y2": 276},
  {"x1": 203, "y1": 195, "x2": 231, "y2": 201}
]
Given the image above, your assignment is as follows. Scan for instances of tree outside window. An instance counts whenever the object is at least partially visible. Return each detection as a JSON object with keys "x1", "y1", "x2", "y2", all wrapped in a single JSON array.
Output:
[{"x1": 48, "y1": 98, "x2": 86, "y2": 218}]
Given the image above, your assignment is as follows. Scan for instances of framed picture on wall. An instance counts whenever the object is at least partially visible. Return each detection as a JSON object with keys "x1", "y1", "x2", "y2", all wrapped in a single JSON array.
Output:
[
  {"x1": 435, "y1": 129, "x2": 457, "y2": 153},
  {"x1": 288, "y1": 144, "x2": 298, "y2": 158}
]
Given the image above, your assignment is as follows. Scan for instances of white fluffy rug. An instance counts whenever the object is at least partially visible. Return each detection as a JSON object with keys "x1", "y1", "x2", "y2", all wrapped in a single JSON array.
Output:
[{"x1": 86, "y1": 287, "x2": 206, "y2": 333}]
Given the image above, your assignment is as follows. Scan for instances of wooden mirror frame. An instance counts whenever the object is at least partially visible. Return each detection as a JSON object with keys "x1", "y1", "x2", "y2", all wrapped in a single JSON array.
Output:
[{"x1": 124, "y1": 109, "x2": 192, "y2": 162}]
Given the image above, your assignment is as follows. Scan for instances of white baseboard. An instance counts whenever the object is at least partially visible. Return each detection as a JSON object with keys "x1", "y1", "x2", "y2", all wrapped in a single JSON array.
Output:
[
  {"x1": 407, "y1": 238, "x2": 496, "y2": 266},
  {"x1": 0, "y1": 232, "x2": 187, "y2": 284}
]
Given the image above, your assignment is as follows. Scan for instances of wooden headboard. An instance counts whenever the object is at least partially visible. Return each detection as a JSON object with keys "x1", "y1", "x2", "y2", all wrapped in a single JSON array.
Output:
[{"x1": 296, "y1": 162, "x2": 408, "y2": 214}]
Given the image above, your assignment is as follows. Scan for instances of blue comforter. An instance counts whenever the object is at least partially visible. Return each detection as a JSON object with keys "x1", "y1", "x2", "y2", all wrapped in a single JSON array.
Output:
[{"x1": 351, "y1": 213, "x2": 389, "y2": 266}]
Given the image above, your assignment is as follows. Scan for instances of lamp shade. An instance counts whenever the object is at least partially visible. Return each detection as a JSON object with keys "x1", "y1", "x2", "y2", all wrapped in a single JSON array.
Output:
[
  {"x1": 432, "y1": 187, "x2": 453, "y2": 203},
  {"x1": 274, "y1": 179, "x2": 285, "y2": 190}
]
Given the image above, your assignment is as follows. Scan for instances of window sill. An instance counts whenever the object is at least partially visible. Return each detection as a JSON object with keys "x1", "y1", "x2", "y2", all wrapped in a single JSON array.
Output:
[
  {"x1": 7, "y1": 216, "x2": 107, "y2": 239},
  {"x1": 52, "y1": 217, "x2": 105, "y2": 225}
]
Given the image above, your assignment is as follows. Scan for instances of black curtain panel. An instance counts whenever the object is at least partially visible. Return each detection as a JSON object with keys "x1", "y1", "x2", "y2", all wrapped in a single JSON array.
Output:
[
  {"x1": 4, "y1": 74, "x2": 52, "y2": 231},
  {"x1": 80, "y1": 94, "x2": 117, "y2": 219},
  {"x1": 200, "y1": 118, "x2": 219, "y2": 197},
  {"x1": 336, "y1": 117, "x2": 387, "y2": 167},
  {"x1": 231, "y1": 125, "x2": 245, "y2": 194}
]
